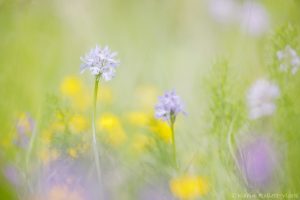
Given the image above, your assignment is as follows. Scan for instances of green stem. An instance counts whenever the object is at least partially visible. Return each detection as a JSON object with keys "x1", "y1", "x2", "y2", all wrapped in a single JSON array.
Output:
[
  {"x1": 227, "y1": 116, "x2": 248, "y2": 186},
  {"x1": 25, "y1": 111, "x2": 41, "y2": 194},
  {"x1": 92, "y1": 76, "x2": 102, "y2": 186},
  {"x1": 170, "y1": 115, "x2": 178, "y2": 169}
]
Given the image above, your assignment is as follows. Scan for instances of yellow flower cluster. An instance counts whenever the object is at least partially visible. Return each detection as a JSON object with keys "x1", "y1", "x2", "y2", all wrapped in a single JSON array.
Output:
[
  {"x1": 150, "y1": 120, "x2": 172, "y2": 144},
  {"x1": 60, "y1": 76, "x2": 113, "y2": 111},
  {"x1": 97, "y1": 113, "x2": 127, "y2": 147},
  {"x1": 69, "y1": 115, "x2": 89, "y2": 134},
  {"x1": 40, "y1": 120, "x2": 65, "y2": 145},
  {"x1": 39, "y1": 111, "x2": 90, "y2": 161},
  {"x1": 170, "y1": 175, "x2": 209, "y2": 200},
  {"x1": 125, "y1": 111, "x2": 172, "y2": 144},
  {"x1": 60, "y1": 76, "x2": 90, "y2": 111}
]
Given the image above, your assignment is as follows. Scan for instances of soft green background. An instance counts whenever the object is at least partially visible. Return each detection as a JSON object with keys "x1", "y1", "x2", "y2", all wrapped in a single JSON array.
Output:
[
  {"x1": 1, "y1": 0, "x2": 299, "y2": 129},
  {"x1": 0, "y1": 0, "x2": 300, "y2": 199}
]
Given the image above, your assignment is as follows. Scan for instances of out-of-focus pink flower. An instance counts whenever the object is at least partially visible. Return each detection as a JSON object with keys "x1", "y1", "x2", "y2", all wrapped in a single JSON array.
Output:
[{"x1": 237, "y1": 135, "x2": 279, "y2": 190}]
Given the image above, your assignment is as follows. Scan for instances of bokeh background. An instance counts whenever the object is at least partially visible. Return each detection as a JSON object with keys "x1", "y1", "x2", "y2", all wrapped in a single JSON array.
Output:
[{"x1": 1, "y1": 0, "x2": 300, "y2": 199}]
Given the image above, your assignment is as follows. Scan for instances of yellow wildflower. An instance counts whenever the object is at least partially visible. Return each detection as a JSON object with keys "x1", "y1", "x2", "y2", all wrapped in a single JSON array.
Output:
[
  {"x1": 170, "y1": 175, "x2": 209, "y2": 200},
  {"x1": 97, "y1": 113, "x2": 126, "y2": 146},
  {"x1": 97, "y1": 113, "x2": 121, "y2": 131},
  {"x1": 60, "y1": 76, "x2": 91, "y2": 111},
  {"x1": 69, "y1": 115, "x2": 88, "y2": 133},
  {"x1": 151, "y1": 120, "x2": 172, "y2": 143},
  {"x1": 60, "y1": 76, "x2": 83, "y2": 97},
  {"x1": 126, "y1": 111, "x2": 149, "y2": 127},
  {"x1": 40, "y1": 120, "x2": 65, "y2": 145}
]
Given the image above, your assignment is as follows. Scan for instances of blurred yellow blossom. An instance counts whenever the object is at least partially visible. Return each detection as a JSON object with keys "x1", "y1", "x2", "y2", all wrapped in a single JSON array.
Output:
[
  {"x1": 69, "y1": 115, "x2": 88, "y2": 133},
  {"x1": 97, "y1": 113, "x2": 127, "y2": 146},
  {"x1": 126, "y1": 111, "x2": 150, "y2": 127},
  {"x1": 60, "y1": 76, "x2": 91, "y2": 111},
  {"x1": 170, "y1": 175, "x2": 209, "y2": 200},
  {"x1": 150, "y1": 120, "x2": 172, "y2": 143},
  {"x1": 97, "y1": 113, "x2": 121, "y2": 131},
  {"x1": 60, "y1": 76, "x2": 83, "y2": 97},
  {"x1": 40, "y1": 121, "x2": 65, "y2": 146}
]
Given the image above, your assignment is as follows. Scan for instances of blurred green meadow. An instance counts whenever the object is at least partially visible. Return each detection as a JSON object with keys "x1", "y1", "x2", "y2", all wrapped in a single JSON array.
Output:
[{"x1": 0, "y1": 0, "x2": 300, "y2": 199}]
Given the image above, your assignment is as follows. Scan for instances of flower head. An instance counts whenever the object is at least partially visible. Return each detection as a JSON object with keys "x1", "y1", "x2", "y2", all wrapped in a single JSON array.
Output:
[
  {"x1": 80, "y1": 45, "x2": 120, "y2": 81},
  {"x1": 155, "y1": 90, "x2": 185, "y2": 123},
  {"x1": 247, "y1": 79, "x2": 280, "y2": 119},
  {"x1": 277, "y1": 45, "x2": 300, "y2": 75}
]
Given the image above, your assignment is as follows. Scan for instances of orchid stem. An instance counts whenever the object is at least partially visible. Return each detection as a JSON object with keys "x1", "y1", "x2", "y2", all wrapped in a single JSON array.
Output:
[
  {"x1": 92, "y1": 76, "x2": 102, "y2": 187},
  {"x1": 170, "y1": 115, "x2": 178, "y2": 169}
]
